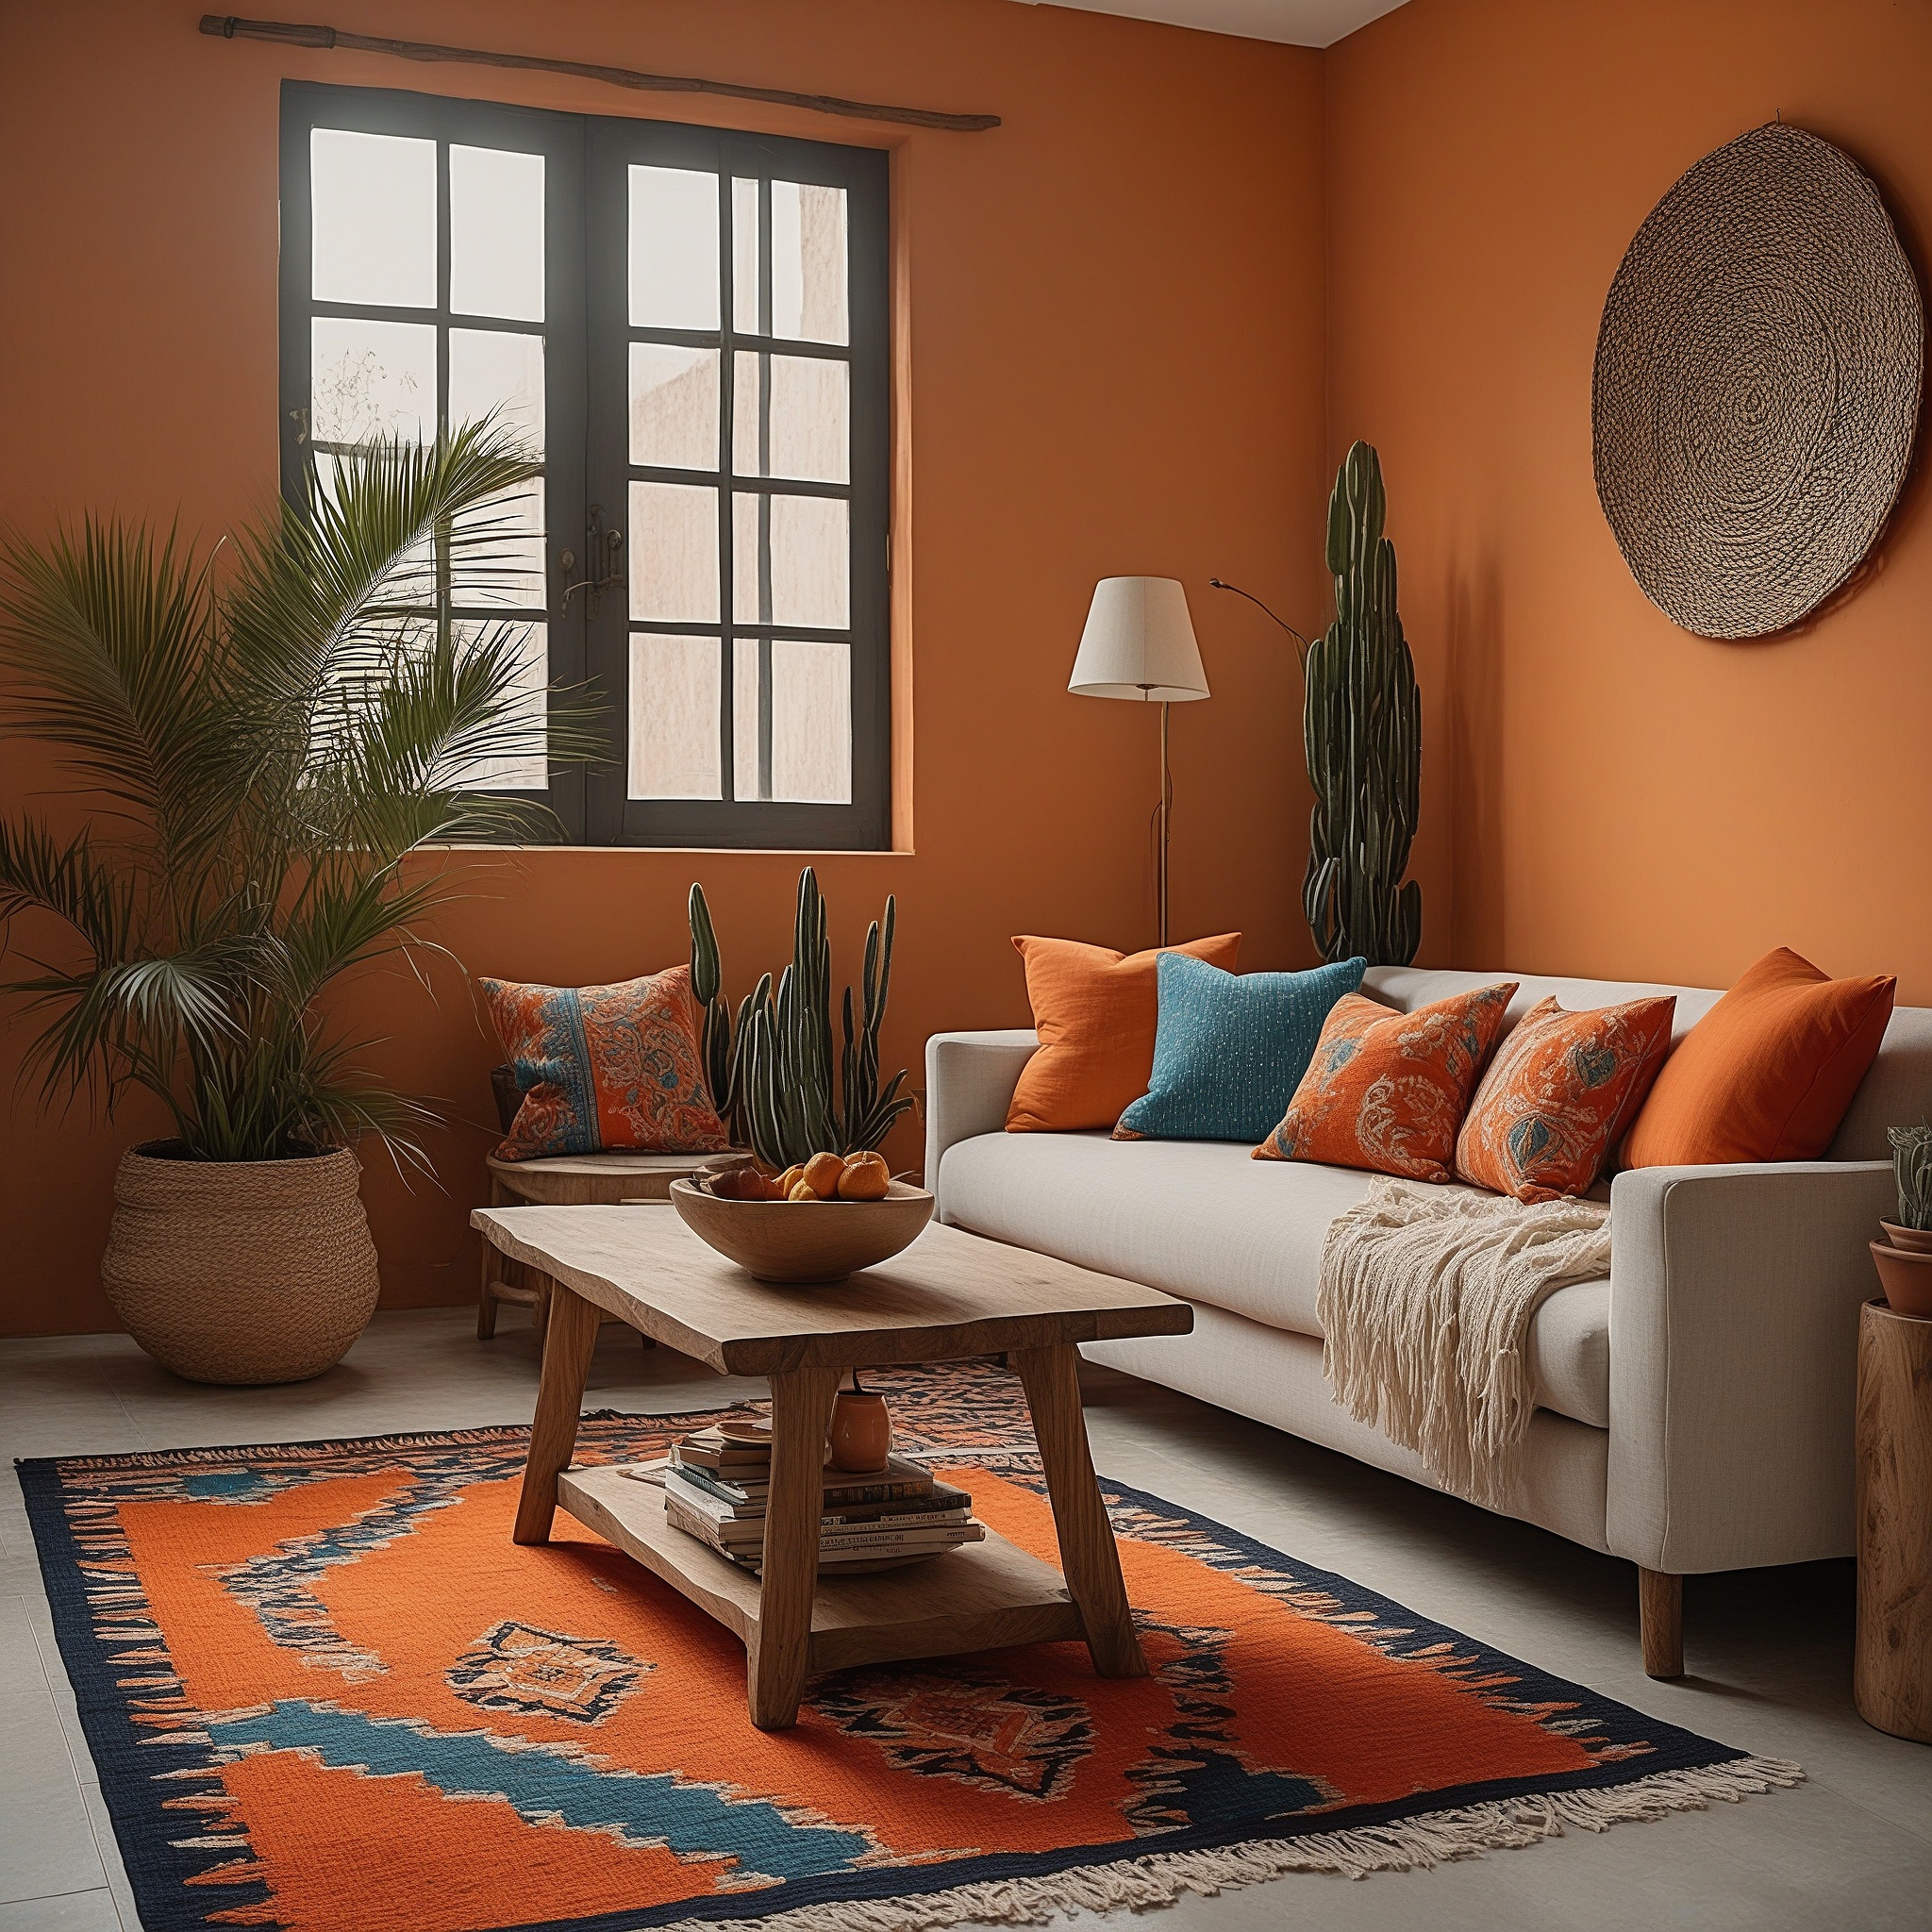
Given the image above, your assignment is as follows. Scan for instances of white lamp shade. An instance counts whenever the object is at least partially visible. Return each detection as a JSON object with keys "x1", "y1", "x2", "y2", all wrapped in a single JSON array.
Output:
[{"x1": 1068, "y1": 576, "x2": 1209, "y2": 703}]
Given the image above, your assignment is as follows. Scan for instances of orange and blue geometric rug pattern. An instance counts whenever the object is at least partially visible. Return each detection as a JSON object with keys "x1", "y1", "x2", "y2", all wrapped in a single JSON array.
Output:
[{"x1": 17, "y1": 1358, "x2": 1797, "y2": 1932}]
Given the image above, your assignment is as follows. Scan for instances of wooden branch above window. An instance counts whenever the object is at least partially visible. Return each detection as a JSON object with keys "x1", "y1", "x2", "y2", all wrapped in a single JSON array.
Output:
[{"x1": 199, "y1": 15, "x2": 1002, "y2": 133}]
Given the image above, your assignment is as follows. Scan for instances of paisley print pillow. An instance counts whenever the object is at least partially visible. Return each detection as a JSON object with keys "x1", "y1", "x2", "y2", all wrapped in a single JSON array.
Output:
[
  {"x1": 480, "y1": 965, "x2": 731, "y2": 1161},
  {"x1": 1455, "y1": 994, "x2": 1675, "y2": 1203},
  {"x1": 1253, "y1": 985, "x2": 1517, "y2": 1182}
]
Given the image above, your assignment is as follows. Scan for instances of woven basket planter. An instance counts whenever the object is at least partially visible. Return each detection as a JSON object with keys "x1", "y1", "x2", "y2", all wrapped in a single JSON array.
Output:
[{"x1": 102, "y1": 1141, "x2": 380, "y2": 1385}]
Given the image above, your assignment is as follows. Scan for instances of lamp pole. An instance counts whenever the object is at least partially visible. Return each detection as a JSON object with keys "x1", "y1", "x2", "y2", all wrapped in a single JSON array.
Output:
[{"x1": 1158, "y1": 694, "x2": 1171, "y2": 947}]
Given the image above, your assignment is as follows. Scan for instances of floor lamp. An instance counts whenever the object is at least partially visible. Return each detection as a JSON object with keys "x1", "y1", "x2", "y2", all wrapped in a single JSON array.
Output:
[{"x1": 1068, "y1": 577, "x2": 1210, "y2": 946}]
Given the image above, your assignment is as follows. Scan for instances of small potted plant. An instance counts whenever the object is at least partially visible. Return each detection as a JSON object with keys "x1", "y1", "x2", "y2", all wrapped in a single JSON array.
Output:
[{"x1": 1871, "y1": 1125, "x2": 1932, "y2": 1317}]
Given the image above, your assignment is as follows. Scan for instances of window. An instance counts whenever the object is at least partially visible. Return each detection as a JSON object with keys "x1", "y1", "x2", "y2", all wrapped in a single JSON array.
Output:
[{"x1": 279, "y1": 83, "x2": 891, "y2": 848}]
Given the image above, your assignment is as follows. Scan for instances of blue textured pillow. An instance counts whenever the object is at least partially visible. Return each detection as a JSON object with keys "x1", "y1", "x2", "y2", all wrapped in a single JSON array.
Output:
[{"x1": 1114, "y1": 952, "x2": 1367, "y2": 1142}]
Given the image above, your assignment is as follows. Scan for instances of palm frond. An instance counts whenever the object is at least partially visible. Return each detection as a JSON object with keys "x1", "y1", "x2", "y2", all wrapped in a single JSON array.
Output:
[
  {"x1": 0, "y1": 817, "x2": 136, "y2": 962},
  {"x1": 0, "y1": 422, "x2": 598, "y2": 1161},
  {"x1": 0, "y1": 519, "x2": 223, "y2": 853}
]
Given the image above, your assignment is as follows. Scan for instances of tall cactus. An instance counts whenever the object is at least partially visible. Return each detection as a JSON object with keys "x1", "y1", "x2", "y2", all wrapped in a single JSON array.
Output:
[
  {"x1": 1303, "y1": 441, "x2": 1422, "y2": 967},
  {"x1": 688, "y1": 869, "x2": 913, "y2": 1170}
]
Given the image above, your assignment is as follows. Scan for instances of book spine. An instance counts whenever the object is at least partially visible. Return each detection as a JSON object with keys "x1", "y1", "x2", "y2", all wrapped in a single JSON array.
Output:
[
  {"x1": 664, "y1": 1501, "x2": 770, "y2": 1565},
  {"x1": 670, "y1": 1465, "x2": 766, "y2": 1507},
  {"x1": 666, "y1": 1475, "x2": 971, "y2": 1539},
  {"x1": 661, "y1": 1472, "x2": 741, "y2": 1523},
  {"x1": 673, "y1": 1464, "x2": 938, "y2": 1510},
  {"x1": 817, "y1": 1524, "x2": 983, "y2": 1554},
  {"x1": 821, "y1": 1507, "x2": 971, "y2": 1533},
  {"x1": 820, "y1": 1477, "x2": 934, "y2": 1507}
]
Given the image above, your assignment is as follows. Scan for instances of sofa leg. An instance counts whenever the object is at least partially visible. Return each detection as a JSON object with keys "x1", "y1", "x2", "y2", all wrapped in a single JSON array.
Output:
[{"x1": 1640, "y1": 1568, "x2": 1683, "y2": 1679}]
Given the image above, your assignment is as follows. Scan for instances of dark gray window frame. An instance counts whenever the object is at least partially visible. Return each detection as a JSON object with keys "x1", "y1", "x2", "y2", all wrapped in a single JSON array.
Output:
[{"x1": 278, "y1": 81, "x2": 891, "y2": 851}]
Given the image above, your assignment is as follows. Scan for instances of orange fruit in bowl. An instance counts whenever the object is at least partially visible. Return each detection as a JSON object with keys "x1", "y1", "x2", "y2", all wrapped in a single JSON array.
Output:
[
  {"x1": 774, "y1": 1164, "x2": 805, "y2": 1197},
  {"x1": 836, "y1": 1152, "x2": 891, "y2": 1200},
  {"x1": 802, "y1": 1151, "x2": 845, "y2": 1200},
  {"x1": 787, "y1": 1178, "x2": 821, "y2": 1202}
]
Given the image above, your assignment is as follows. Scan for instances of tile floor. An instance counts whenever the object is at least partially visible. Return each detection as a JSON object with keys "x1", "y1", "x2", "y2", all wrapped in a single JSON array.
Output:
[{"x1": 4, "y1": 1307, "x2": 1928, "y2": 1931}]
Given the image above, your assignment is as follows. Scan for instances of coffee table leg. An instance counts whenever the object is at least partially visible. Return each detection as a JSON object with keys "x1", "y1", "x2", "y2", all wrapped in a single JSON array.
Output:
[
  {"x1": 748, "y1": 1362, "x2": 840, "y2": 1729},
  {"x1": 512, "y1": 1278, "x2": 601, "y2": 1546},
  {"x1": 1012, "y1": 1344, "x2": 1148, "y2": 1678}
]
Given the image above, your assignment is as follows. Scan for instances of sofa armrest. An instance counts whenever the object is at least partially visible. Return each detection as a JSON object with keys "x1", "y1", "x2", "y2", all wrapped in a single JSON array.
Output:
[
  {"x1": 1607, "y1": 1159, "x2": 1893, "y2": 1574},
  {"x1": 924, "y1": 1029, "x2": 1038, "y2": 1217}
]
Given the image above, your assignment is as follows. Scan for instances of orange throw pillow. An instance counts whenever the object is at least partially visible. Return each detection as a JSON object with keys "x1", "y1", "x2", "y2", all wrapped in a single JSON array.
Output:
[
  {"x1": 1254, "y1": 983, "x2": 1516, "y2": 1182},
  {"x1": 1006, "y1": 932, "x2": 1241, "y2": 1132},
  {"x1": 1455, "y1": 995, "x2": 1675, "y2": 1203},
  {"x1": 1623, "y1": 947, "x2": 1895, "y2": 1167}
]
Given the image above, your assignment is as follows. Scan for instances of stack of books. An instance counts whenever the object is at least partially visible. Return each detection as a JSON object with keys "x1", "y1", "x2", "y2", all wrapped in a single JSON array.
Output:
[{"x1": 649, "y1": 1424, "x2": 984, "y2": 1572}]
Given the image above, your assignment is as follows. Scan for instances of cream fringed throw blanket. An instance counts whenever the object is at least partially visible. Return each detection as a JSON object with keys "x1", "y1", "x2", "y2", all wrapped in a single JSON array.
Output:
[{"x1": 1318, "y1": 1178, "x2": 1611, "y2": 1510}]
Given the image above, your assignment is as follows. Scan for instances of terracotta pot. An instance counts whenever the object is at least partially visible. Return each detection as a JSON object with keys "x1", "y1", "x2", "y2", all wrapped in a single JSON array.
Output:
[
  {"x1": 102, "y1": 1141, "x2": 380, "y2": 1385},
  {"x1": 828, "y1": 1391, "x2": 892, "y2": 1474},
  {"x1": 1879, "y1": 1220, "x2": 1932, "y2": 1256},
  {"x1": 1869, "y1": 1239, "x2": 1932, "y2": 1321}
]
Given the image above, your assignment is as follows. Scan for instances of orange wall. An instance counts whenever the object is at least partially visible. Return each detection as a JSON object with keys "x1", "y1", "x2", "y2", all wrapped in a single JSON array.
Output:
[
  {"x1": 1326, "y1": 0, "x2": 1932, "y2": 996},
  {"x1": 0, "y1": 2, "x2": 1328, "y2": 1334}
]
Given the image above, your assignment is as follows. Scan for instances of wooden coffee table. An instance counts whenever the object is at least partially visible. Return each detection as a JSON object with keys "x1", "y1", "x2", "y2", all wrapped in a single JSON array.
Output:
[{"x1": 472, "y1": 1203, "x2": 1192, "y2": 1728}]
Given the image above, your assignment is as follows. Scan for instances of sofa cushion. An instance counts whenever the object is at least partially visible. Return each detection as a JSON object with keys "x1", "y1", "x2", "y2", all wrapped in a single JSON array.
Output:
[
  {"x1": 1005, "y1": 932, "x2": 1241, "y2": 1133},
  {"x1": 937, "y1": 1130, "x2": 1609, "y2": 1429},
  {"x1": 1115, "y1": 952, "x2": 1364, "y2": 1143},
  {"x1": 1455, "y1": 994, "x2": 1675, "y2": 1201},
  {"x1": 1361, "y1": 964, "x2": 1932, "y2": 1163},
  {"x1": 1256, "y1": 984, "x2": 1516, "y2": 1182},
  {"x1": 1623, "y1": 948, "x2": 1895, "y2": 1168}
]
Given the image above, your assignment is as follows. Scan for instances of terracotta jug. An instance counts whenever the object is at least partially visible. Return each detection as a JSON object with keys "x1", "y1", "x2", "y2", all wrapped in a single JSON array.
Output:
[{"x1": 828, "y1": 1384, "x2": 891, "y2": 1473}]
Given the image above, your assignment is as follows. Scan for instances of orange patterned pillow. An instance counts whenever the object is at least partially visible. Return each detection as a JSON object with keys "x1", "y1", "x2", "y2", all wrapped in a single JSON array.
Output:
[
  {"x1": 1254, "y1": 984, "x2": 1517, "y2": 1181},
  {"x1": 1454, "y1": 995, "x2": 1675, "y2": 1203},
  {"x1": 480, "y1": 964, "x2": 731, "y2": 1161}
]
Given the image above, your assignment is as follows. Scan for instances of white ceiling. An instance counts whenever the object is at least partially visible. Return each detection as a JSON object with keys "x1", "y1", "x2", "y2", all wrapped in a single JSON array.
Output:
[{"x1": 1012, "y1": 0, "x2": 1410, "y2": 47}]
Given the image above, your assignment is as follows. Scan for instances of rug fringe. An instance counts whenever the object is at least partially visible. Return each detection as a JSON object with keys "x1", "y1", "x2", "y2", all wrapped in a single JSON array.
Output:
[{"x1": 691, "y1": 1755, "x2": 1803, "y2": 1932}]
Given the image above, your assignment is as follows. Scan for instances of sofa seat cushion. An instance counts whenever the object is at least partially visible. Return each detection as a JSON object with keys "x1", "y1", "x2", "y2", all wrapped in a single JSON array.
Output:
[{"x1": 937, "y1": 1130, "x2": 1609, "y2": 1430}]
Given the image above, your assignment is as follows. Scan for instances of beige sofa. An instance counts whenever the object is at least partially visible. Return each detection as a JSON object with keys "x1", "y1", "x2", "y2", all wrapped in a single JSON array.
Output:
[{"x1": 926, "y1": 965, "x2": 1932, "y2": 1675}]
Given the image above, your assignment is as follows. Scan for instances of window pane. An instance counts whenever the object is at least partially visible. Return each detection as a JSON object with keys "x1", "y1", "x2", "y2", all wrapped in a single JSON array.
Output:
[
  {"x1": 629, "y1": 481, "x2": 719, "y2": 622},
  {"x1": 733, "y1": 638, "x2": 850, "y2": 803},
  {"x1": 733, "y1": 492, "x2": 849, "y2": 627},
  {"x1": 629, "y1": 343, "x2": 719, "y2": 470},
  {"x1": 311, "y1": 316, "x2": 435, "y2": 443},
  {"x1": 448, "y1": 328, "x2": 545, "y2": 453},
  {"x1": 629, "y1": 633, "x2": 721, "y2": 798},
  {"x1": 450, "y1": 145, "x2": 544, "y2": 323},
  {"x1": 731, "y1": 177, "x2": 759, "y2": 333},
  {"x1": 310, "y1": 128, "x2": 435, "y2": 308},
  {"x1": 772, "y1": 181, "x2": 847, "y2": 344},
  {"x1": 733, "y1": 353, "x2": 849, "y2": 482},
  {"x1": 731, "y1": 638, "x2": 760, "y2": 801},
  {"x1": 452, "y1": 479, "x2": 545, "y2": 610},
  {"x1": 455, "y1": 618, "x2": 549, "y2": 791},
  {"x1": 628, "y1": 165, "x2": 720, "y2": 330}
]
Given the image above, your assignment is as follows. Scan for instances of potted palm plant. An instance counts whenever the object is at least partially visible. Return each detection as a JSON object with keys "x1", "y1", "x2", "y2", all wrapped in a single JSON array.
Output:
[{"x1": 0, "y1": 425, "x2": 593, "y2": 1383}]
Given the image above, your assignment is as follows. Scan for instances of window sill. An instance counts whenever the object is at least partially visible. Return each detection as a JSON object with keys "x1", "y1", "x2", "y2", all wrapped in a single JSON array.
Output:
[{"x1": 425, "y1": 843, "x2": 915, "y2": 857}]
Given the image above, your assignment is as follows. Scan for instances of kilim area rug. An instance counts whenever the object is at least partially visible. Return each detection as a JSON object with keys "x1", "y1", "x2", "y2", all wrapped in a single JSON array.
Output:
[{"x1": 19, "y1": 1357, "x2": 1798, "y2": 1932}]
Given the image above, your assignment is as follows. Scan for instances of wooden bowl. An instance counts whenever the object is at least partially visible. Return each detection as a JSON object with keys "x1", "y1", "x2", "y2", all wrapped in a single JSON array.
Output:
[{"x1": 669, "y1": 1177, "x2": 934, "y2": 1284}]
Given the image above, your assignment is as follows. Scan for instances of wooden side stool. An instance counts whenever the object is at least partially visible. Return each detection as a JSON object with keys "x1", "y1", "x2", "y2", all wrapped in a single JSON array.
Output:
[
  {"x1": 476, "y1": 1065, "x2": 728, "y2": 1354},
  {"x1": 1855, "y1": 1296, "x2": 1932, "y2": 1743}
]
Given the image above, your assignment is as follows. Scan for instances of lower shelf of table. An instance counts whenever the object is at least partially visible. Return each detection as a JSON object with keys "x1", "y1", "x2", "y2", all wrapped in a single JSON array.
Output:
[{"x1": 558, "y1": 1462, "x2": 1089, "y2": 1675}]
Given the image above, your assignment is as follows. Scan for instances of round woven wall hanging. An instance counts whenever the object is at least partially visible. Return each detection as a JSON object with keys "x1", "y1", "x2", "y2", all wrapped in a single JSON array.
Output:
[{"x1": 1592, "y1": 122, "x2": 1923, "y2": 640}]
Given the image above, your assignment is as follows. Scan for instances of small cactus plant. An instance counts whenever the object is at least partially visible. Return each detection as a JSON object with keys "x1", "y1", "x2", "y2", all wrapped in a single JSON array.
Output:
[
  {"x1": 1888, "y1": 1124, "x2": 1932, "y2": 1231},
  {"x1": 688, "y1": 869, "x2": 913, "y2": 1170},
  {"x1": 1303, "y1": 441, "x2": 1423, "y2": 966}
]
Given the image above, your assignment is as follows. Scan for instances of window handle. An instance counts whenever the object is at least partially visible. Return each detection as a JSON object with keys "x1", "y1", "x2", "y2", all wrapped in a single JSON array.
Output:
[{"x1": 558, "y1": 506, "x2": 625, "y2": 617}]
